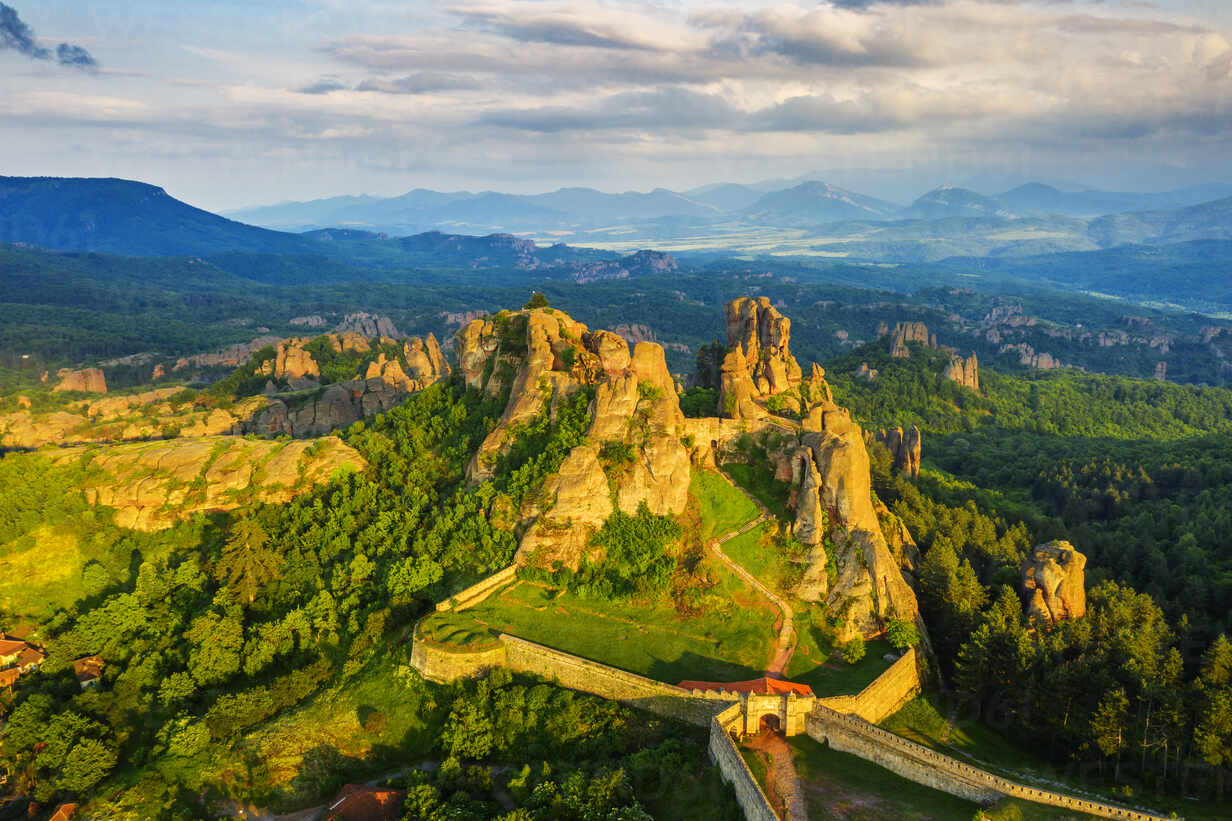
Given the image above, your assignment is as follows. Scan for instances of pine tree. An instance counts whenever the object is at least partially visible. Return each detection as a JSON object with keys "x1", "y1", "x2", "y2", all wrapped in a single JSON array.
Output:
[{"x1": 215, "y1": 518, "x2": 280, "y2": 604}]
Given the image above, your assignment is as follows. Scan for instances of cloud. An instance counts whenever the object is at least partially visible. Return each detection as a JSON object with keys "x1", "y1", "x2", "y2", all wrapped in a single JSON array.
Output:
[
  {"x1": 356, "y1": 72, "x2": 480, "y2": 94},
  {"x1": 299, "y1": 77, "x2": 348, "y2": 95},
  {"x1": 477, "y1": 87, "x2": 741, "y2": 132},
  {"x1": 0, "y1": 3, "x2": 97, "y2": 69},
  {"x1": 450, "y1": 2, "x2": 690, "y2": 51}
]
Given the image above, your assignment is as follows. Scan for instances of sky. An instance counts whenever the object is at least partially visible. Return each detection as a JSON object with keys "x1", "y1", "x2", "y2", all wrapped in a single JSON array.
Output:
[{"x1": 1, "y1": 0, "x2": 1230, "y2": 211}]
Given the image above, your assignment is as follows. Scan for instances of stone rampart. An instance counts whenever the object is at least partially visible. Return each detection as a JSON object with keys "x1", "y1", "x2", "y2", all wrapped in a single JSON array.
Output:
[
  {"x1": 409, "y1": 633, "x2": 507, "y2": 682},
  {"x1": 436, "y1": 565, "x2": 517, "y2": 612},
  {"x1": 806, "y1": 705, "x2": 1170, "y2": 820},
  {"x1": 817, "y1": 647, "x2": 921, "y2": 724},
  {"x1": 499, "y1": 635, "x2": 731, "y2": 726},
  {"x1": 710, "y1": 703, "x2": 779, "y2": 821}
]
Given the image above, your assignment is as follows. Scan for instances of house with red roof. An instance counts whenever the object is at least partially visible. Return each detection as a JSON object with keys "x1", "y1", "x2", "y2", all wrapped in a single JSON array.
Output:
[{"x1": 321, "y1": 784, "x2": 406, "y2": 821}]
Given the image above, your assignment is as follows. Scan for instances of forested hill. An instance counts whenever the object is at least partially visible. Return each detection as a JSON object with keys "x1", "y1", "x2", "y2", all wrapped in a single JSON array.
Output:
[
  {"x1": 828, "y1": 339, "x2": 1232, "y2": 640},
  {"x1": 0, "y1": 177, "x2": 319, "y2": 257},
  {"x1": 827, "y1": 341, "x2": 1232, "y2": 440}
]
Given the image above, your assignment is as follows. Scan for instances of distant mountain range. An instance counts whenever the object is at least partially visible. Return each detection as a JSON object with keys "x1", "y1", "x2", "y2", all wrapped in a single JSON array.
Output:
[
  {"x1": 4, "y1": 175, "x2": 1232, "y2": 268},
  {"x1": 227, "y1": 178, "x2": 1232, "y2": 236}
]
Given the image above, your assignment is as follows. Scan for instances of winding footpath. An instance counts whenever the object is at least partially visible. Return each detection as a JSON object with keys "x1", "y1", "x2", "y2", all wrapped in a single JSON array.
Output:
[{"x1": 707, "y1": 473, "x2": 799, "y2": 678}]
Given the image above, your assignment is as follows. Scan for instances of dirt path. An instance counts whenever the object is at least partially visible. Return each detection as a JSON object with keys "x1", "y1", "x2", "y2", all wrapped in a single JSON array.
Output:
[
  {"x1": 745, "y1": 730, "x2": 808, "y2": 821},
  {"x1": 709, "y1": 472, "x2": 799, "y2": 677}
]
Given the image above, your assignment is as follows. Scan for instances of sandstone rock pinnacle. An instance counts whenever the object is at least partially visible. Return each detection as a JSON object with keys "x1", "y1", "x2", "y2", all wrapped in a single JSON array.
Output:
[{"x1": 1021, "y1": 541, "x2": 1087, "y2": 626}]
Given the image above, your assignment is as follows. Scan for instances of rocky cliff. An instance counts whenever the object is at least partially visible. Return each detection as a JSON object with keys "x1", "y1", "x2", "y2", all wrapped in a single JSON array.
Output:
[
  {"x1": 2, "y1": 334, "x2": 449, "y2": 449},
  {"x1": 50, "y1": 436, "x2": 364, "y2": 531},
  {"x1": 1021, "y1": 541, "x2": 1087, "y2": 625},
  {"x1": 773, "y1": 400, "x2": 921, "y2": 641},
  {"x1": 886, "y1": 322, "x2": 936, "y2": 359},
  {"x1": 719, "y1": 297, "x2": 804, "y2": 419},
  {"x1": 455, "y1": 308, "x2": 691, "y2": 570},
  {"x1": 53, "y1": 368, "x2": 107, "y2": 394},
  {"x1": 875, "y1": 426, "x2": 922, "y2": 477},
  {"x1": 941, "y1": 353, "x2": 980, "y2": 391}
]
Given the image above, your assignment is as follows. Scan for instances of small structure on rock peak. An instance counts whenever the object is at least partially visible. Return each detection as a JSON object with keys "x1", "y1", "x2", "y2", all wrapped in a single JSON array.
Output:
[{"x1": 1021, "y1": 541, "x2": 1087, "y2": 626}]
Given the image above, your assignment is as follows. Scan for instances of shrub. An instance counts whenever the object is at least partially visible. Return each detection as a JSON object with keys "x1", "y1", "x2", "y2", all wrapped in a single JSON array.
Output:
[{"x1": 842, "y1": 636, "x2": 867, "y2": 664}]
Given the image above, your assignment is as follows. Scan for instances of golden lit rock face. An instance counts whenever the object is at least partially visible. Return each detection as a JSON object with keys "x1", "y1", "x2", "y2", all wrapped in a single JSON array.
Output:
[
  {"x1": 49, "y1": 436, "x2": 365, "y2": 531},
  {"x1": 719, "y1": 297, "x2": 804, "y2": 420},
  {"x1": 455, "y1": 308, "x2": 692, "y2": 570},
  {"x1": 53, "y1": 367, "x2": 107, "y2": 394},
  {"x1": 1022, "y1": 541, "x2": 1087, "y2": 625}
]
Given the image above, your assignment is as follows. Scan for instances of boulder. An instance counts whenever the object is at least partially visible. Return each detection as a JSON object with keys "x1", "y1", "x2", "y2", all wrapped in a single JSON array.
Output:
[{"x1": 1022, "y1": 541, "x2": 1087, "y2": 625}]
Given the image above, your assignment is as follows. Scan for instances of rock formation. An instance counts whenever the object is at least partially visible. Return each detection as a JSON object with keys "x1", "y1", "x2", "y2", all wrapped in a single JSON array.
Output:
[
  {"x1": 455, "y1": 307, "x2": 692, "y2": 570},
  {"x1": 888, "y1": 322, "x2": 936, "y2": 359},
  {"x1": 876, "y1": 426, "x2": 922, "y2": 477},
  {"x1": 173, "y1": 336, "x2": 282, "y2": 371},
  {"x1": 718, "y1": 297, "x2": 803, "y2": 419},
  {"x1": 53, "y1": 368, "x2": 107, "y2": 394},
  {"x1": 855, "y1": 362, "x2": 878, "y2": 382},
  {"x1": 51, "y1": 436, "x2": 364, "y2": 531},
  {"x1": 776, "y1": 395, "x2": 920, "y2": 641},
  {"x1": 1021, "y1": 541, "x2": 1087, "y2": 625},
  {"x1": 335, "y1": 312, "x2": 402, "y2": 338},
  {"x1": 1000, "y1": 343, "x2": 1061, "y2": 370},
  {"x1": 942, "y1": 353, "x2": 980, "y2": 391}
]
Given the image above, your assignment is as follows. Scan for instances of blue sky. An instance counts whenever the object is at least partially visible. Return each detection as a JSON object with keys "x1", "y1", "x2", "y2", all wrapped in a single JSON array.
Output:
[{"x1": 2, "y1": 1, "x2": 1230, "y2": 210}]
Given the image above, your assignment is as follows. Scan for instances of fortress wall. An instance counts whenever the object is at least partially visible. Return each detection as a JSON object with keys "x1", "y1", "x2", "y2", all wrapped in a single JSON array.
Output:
[
  {"x1": 410, "y1": 633, "x2": 507, "y2": 682},
  {"x1": 500, "y1": 634, "x2": 731, "y2": 726},
  {"x1": 436, "y1": 565, "x2": 517, "y2": 612},
  {"x1": 709, "y1": 704, "x2": 780, "y2": 821},
  {"x1": 816, "y1": 647, "x2": 920, "y2": 724},
  {"x1": 805, "y1": 705, "x2": 1171, "y2": 821}
]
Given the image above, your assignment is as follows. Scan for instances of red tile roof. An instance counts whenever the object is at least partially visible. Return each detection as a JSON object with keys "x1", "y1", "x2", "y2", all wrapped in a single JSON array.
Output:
[
  {"x1": 72, "y1": 655, "x2": 104, "y2": 683},
  {"x1": 17, "y1": 647, "x2": 44, "y2": 668},
  {"x1": 0, "y1": 638, "x2": 27, "y2": 656},
  {"x1": 322, "y1": 784, "x2": 406, "y2": 821},
  {"x1": 49, "y1": 804, "x2": 78, "y2": 821},
  {"x1": 677, "y1": 676, "x2": 814, "y2": 697}
]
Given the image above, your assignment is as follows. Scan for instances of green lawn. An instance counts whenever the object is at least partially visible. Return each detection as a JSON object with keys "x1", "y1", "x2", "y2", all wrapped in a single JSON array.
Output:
[
  {"x1": 786, "y1": 636, "x2": 895, "y2": 697},
  {"x1": 419, "y1": 573, "x2": 777, "y2": 684},
  {"x1": 690, "y1": 469, "x2": 760, "y2": 540},
  {"x1": 719, "y1": 522, "x2": 778, "y2": 582},
  {"x1": 788, "y1": 734, "x2": 980, "y2": 820},
  {"x1": 883, "y1": 694, "x2": 1229, "y2": 821},
  {"x1": 721, "y1": 462, "x2": 792, "y2": 520}
]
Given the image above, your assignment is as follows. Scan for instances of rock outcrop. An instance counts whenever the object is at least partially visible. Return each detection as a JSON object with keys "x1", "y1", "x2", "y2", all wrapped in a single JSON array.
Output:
[
  {"x1": 777, "y1": 393, "x2": 920, "y2": 641},
  {"x1": 876, "y1": 426, "x2": 922, "y2": 477},
  {"x1": 53, "y1": 368, "x2": 107, "y2": 394},
  {"x1": 173, "y1": 336, "x2": 282, "y2": 371},
  {"x1": 718, "y1": 297, "x2": 804, "y2": 419},
  {"x1": 942, "y1": 353, "x2": 980, "y2": 391},
  {"x1": 335, "y1": 312, "x2": 402, "y2": 339},
  {"x1": 50, "y1": 436, "x2": 365, "y2": 531},
  {"x1": 1022, "y1": 541, "x2": 1087, "y2": 625},
  {"x1": 455, "y1": 308, "x2": 692, "y2": 570},
  {"x1": 888, "y1": 322, "x2": 936, "y2": 358},
  {"x1": 1000, "y1": 343, "x2": 1061, "y2": 371}
]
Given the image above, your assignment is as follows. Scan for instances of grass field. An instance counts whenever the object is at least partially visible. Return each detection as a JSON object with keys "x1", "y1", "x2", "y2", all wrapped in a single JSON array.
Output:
[
  {"x1": 721, "y1": 462, "x2": 793, "y2": 520},
  {"x1": 419, "y1": 573, "x2": 778, "y2": 683},
  {"x1": 690, "y1": 469, "x2": 760, "y2": 540},
  {"x1": 789, "y1": 734, "x2": 981, "y2": 820}
]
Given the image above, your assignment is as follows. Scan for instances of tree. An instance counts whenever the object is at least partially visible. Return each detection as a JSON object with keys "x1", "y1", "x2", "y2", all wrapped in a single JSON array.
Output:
[
  {"x1": 524, "y1": 292, "x2": 550, "y2": 310},
  {"x1": 1194, "y1": 688, "x2": 1232, "y2": 801},
  {"x1": 842, "y1": 636, "x2": 867, "y2": 664},
  {"x1": 886, "y1": 619, "x2": 920, "y2": 651},
  {"x1": 216, "y1": 518, "x2": 280, "y2": 603},
  {"x1": 57, "y1": 738, "x2": 117, "y2": 795},
  {"x1": 1089, "y1": 687, "x2": 1129, "y2": 782}
]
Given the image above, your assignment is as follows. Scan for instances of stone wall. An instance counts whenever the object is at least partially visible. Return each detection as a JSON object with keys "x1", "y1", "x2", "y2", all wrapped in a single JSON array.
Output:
[
  {"x1": 710, "y1": 703, "x2": 780, "y2": 821},
  {"x1": 409, "y1": 634, "x2": 507, "y2": 682},
  {"x1": 806, "y1": 705, "x2": 1170, "y2": 821},
  {"x1": 817, "y1": 647, "x2": 921, "y2": 724},
  {"x1": 436, "y1": 566, "x2": 517, "y2": 612},
  {"x1": 500, "y1": 635, "x2": 731, "y2": 726}
]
